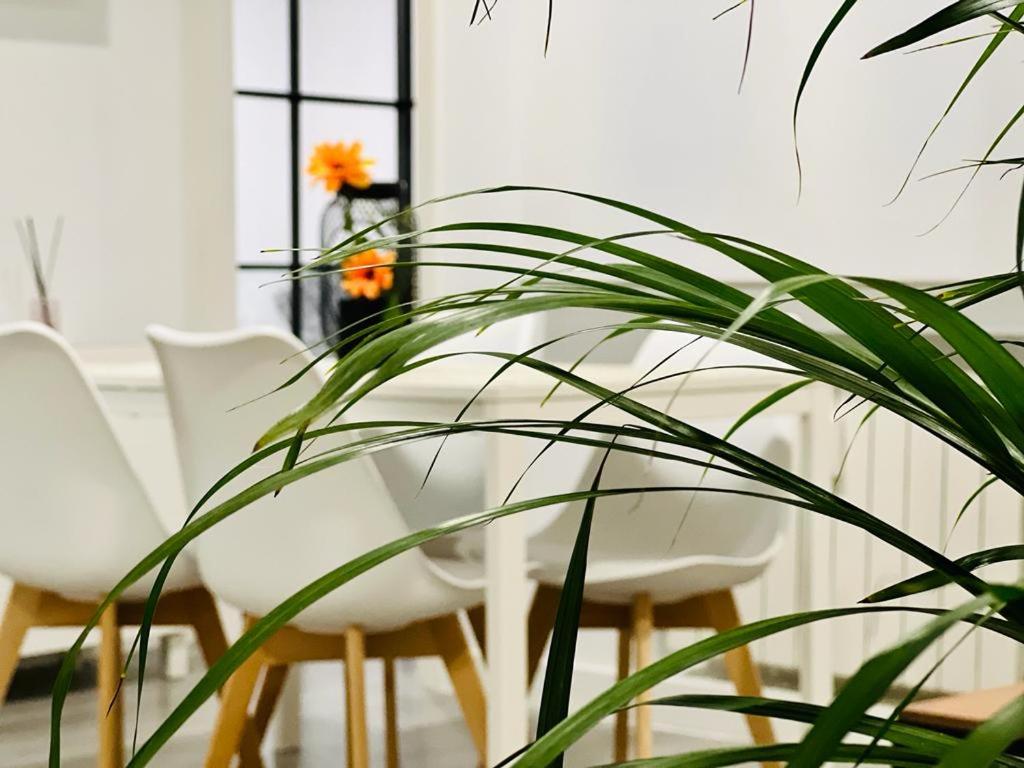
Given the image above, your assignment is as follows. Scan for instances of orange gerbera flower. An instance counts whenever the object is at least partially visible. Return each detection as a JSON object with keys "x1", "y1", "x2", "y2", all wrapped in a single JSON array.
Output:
[
  {"x1": 306, "y1": 140, "x2": 375, "y2": 192},
  {"x1": 341, "y1": 249, "x2": 395, "y2": 301}
]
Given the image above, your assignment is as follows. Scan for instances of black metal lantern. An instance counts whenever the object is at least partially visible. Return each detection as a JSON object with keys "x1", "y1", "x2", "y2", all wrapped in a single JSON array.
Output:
[{"x1": 314, "y1": 182, "x2": 416, "y2": 357}]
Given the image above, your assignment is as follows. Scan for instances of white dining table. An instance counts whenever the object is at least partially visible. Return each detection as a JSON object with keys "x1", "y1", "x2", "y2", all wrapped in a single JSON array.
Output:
[{"x1": 82, "y1": 347, "x2": 835, "y2": 763}]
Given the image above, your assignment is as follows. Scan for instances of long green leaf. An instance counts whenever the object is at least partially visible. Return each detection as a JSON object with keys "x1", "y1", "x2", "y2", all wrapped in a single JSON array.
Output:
[
  {"x1": 272, "y1": 193, "x2": 1017, "y2": 486},
  {"x1": 792, "y1": 0, "x2": 859, "y2": 193},
  {"x1": 864, "y1": 545, "x2": 1024, "y2": 603},
  {"x1": 474, "y1": 189, "x2": 1018, "y2": 466},
  {"x1": 864, "y1": 0, "x2": 1023, "y2": 57},
  {"x1": 596, "y1": 743, "x2": 934, "y2": 767},
  {"x1": 535, "y1": 443, "x2": 612, "y2": 764},
  {"x1": 787, "y1": 594, "x2": 1002, "y2": 768},
  {"x1": 925, "y1": 101, "x2": 1024, "y2": 234},
  {"x1": 945, "y1": 475, "x2": 998, "y2": 549},
  {"x1": 723, "y1": 378, "x2": 813, "y2": 441},
  {"x1": 889, "y1": 4, "x2": 1024, "y2": 202},
  {"x1": 1017, "y1": 174, "x2": 1024, "y2": 300},
  {"x1": 861, "y1": 277, "x2": 1024, "y2": 436}
]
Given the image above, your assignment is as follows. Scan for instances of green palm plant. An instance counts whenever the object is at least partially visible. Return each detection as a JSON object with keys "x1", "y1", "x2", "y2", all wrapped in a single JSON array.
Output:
[{"x1": 47, "y1": 2, "x2": 1024, "y2": 766}]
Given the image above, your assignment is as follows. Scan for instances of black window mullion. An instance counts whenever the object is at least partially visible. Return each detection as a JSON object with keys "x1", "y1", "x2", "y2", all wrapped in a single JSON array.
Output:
[
  {"x1": 238, "y1": 262, "x2": 294, "y2": 271},
  {"x1": 236, "y1": 89, "x2": 406, "y2": 110},
  {"x1": 288, "y1": 0, "x2": 302, "y2": 336},
  {"x1": 397, "y1": 0, "x2": 412, "y2": 208}
]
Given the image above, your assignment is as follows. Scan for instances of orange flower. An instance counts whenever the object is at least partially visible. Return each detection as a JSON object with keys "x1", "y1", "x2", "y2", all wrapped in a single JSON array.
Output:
[
  {"x1": 306, "y1": 140, "x2": 375, "y2": 192},
  {"x1": 341, "y1": 249, "x2": 395, "y2": 301}
]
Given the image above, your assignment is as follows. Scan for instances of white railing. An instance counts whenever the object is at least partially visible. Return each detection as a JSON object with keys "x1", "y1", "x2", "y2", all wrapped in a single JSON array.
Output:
[{"x1": 667, "y1": 400, "x2": 1024, "y2": 697}]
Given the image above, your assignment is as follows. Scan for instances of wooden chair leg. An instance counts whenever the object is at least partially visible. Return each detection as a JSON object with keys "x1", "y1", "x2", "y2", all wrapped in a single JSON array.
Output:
[
  {"x1": 187, "y1": 589, "x2": 229, "y2": 672},
  {"x1": 204, "y1": 653, "x2": 264, "y2": 768},
  {"x1": 705, "y1": 590, "x2": 776, "y2": 764},
  {"x1": 97, "y1": 604, "x2": 124, "y2": 768},
  {"x1": 527, "y1": 584, "x2": 561, "y2": 685},
  {"x1": 0, "y1": 583, "x2": 43, "y2": 704},
  {"x1": 614, "y1": 627, "x2": 631, "y2": 761},
  {"x1": 466, "y1": 605, "x2": 486, "y2": 658},
  {"x1": 631, "y1": 593, "x2": 654, "y2": 760},
  {"x1": 189, "y1": 593, "x2": 265, "y2": 768},
  {"x1": 384, "y1": 657, "x2": 399, "y2": 768},
  {"x1": 253, "y1": 664, "x2": 290, "y2": 744},
  {"x1": 344, "y1": 626, "x2": 369, "y2": 768},
  {"x1": 429, "y1": 614, "x2": 487, "y2": 766}
]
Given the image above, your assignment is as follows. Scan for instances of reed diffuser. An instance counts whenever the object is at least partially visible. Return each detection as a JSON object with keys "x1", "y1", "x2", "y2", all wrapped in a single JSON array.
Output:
[{"x1": 14, "y1": 216, "x2": 62, "y2": 329}]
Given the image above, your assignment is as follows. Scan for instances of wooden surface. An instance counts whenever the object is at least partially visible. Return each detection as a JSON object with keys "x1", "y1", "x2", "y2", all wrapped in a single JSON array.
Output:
[{"x1": 903, "y1": 684, "x2": 1024, "y2": 733}]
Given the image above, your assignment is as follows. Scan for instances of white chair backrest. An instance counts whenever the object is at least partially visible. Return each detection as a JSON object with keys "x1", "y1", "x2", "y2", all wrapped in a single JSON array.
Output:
[
  {"x1": 519, "y1": 328, "x2": 793, "y2": 565},
  {"x1": 0, "y1": 323, "x2": 169, "y2": 595},
  {"x1": 525, "y1": 428, "x2": 791, "y2": 563},
  {"x1": 147, "y1": 326, "x2": 437, "y2": 618},
  {"x1": 361, "y1": 314, "x2": 546, "y2": 552}
]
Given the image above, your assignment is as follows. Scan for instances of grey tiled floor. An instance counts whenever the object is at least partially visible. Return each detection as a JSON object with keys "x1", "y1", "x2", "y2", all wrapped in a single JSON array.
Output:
[{"x1": 0, "y1": 659, "x2": 725, "y2": 767}]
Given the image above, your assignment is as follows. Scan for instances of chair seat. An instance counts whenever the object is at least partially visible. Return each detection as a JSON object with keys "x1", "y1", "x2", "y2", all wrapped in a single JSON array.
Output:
[
  {"x1": 39, "y1": 551, "x2": 204, "y2": 604},
  {"x1": 256, "y1": 590, "x2": 484, "y2": 637},
  {"x1": 424, "y1": 556, "x2": 487, "y2": 590},
  {"x1": 209, "y1": 551, "x2": 485, "y2": 636}
]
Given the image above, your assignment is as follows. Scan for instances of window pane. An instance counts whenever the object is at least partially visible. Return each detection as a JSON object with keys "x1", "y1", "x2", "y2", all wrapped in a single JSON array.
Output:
[
  {"x1": 232, "y1": 0, "x2": 290, "y2": 92},
  {"x1": 300, "y1": 0, "x2": 397, "y2": 101},
  {"x1": 299, "y1": 102, "x2": 398, "y2": 255},
  {"x1": 235, "y1": 96, "x2": 292, "y2": 265},
  {"x1": 237, "y1": 270, "x2": 330, "y2": 342},
  {"x1": 236, "y1": 269, "x2": 293, "y2": 331}
]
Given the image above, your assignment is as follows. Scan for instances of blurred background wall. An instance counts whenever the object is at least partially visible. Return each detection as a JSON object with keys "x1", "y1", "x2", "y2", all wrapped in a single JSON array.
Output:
[{"x1": 0, "y1": 0, "x2": 234, "y2": 344}]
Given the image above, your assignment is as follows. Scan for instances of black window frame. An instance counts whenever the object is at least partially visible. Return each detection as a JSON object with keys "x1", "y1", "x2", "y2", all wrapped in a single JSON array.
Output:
[{"x1": 234, "y1": 0, "x2": 413, "y2": 337}]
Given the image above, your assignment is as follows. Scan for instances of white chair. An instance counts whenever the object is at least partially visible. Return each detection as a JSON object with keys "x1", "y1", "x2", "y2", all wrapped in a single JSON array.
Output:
[
  {"x1": 147, "y1": 325, "x2": 488, "y2": 768},
  {"x1": 0, "y1": 322, "x2": 255, "y2": 768},
  {"x1": 357, "y1": 314, "x2": 546, "y2": 557},
  {"x1": 521, "y1": 330, "x2": 791, "y2": 761}
]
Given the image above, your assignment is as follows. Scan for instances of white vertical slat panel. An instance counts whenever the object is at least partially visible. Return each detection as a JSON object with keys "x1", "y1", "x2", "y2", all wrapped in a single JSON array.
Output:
[
  {"x1": 893, "y1": 420, "x2": 915, "y2": 688},
  {"x1": 901, "y1": 424, "x2": 946, "y2": 684},
  {"x1": 976, "y1": 479, "x2": 1023, "y2": 689},
  {"x1": 832, "y1": 411, "x2": 875, "y2": 678},
  {"x1": 936, "y1": 449, "x2": 985, "y2": 692},
  {"x1": 863, "y1": 411, "x2": 909, "y2": 660}
]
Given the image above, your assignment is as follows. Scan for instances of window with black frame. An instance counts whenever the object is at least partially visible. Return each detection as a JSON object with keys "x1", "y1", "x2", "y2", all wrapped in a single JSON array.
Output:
[{"x1": 231, "y1": 0, "x2": 412, "y2": 342}]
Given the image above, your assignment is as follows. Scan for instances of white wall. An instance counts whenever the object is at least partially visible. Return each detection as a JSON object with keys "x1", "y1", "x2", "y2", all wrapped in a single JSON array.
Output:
[
  {"x1": 0, "y1": 0, "x2": 235, "y2": 345},
  {"x1": 414, "y1": 1, "x2": 1021, "y2": 297},
  {"x1": 1, "y1": 1, "x2": 1015, "y2": 334}
]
